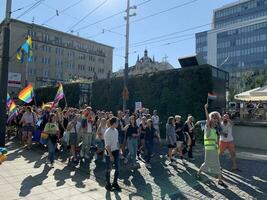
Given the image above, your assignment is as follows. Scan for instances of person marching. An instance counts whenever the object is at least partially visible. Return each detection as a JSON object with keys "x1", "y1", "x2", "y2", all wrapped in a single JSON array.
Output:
[
  {"x1": 104, "y1": 117, "x2": 121, "y2": 191},
  {"x1": 219, "y1": 114, "x2": 240, "y2": 171},
  {"x1": 44, "y1": 113, "x2": 59, "y2": 168},
  {"x1": 196, "y1": 104, "x2": 227, "y2": 187}
]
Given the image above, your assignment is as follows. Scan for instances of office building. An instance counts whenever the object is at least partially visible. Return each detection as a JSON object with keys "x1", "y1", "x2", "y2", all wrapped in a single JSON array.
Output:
[
  {"x1": 196, "y1": 0, "x2": 267, "y2": 73},
  {"x1": 0, "y1": 19, "x2": 113, "y2": 93}
]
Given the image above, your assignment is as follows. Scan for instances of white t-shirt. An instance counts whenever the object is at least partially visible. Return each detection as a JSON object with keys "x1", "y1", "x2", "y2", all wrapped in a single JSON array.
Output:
[
  {"x1": 87, "y1": 122, "x2": 92, "y2": 133},
  {"x1": 152, "y1": 115, "x2": 159, "y2": 128},
  {"x1": 104, "y1": 127, "x2": 119, "y2": 153},
  {"x1": 220, "y1": 122, "x2": 234, "y2": 142},
  {"x1": 136, "y1": 118, "x2": 142, "y2": 127},
  {"x1": 69, "y1": 122, "x2": 81, "y2": 133}
]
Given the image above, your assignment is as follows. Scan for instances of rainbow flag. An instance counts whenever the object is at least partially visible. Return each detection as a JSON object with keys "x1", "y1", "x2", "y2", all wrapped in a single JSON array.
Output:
[
  {"x1": 18, "y1": 83, "x2": 34, "y2": 103},
  {"x1": 207, "y1": 93, "x2": 217, "y2": 100},
  {"x1": 17, "y1": 36, "x2": 33, "y2": 63},
  {"x1": 7, "y1": 100, "x2": 18, "y2": 123},
  {"x1": 7, "y1": 93, "x2": 12, "y2": 108},
  {"x1": 51, "y1": 83, "x2": 64, "y2": 109}
]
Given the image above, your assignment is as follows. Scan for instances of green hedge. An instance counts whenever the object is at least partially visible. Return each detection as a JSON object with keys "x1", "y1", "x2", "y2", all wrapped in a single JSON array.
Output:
[{"x1": 92, "y1": 66, "x2": 214, "y2": 138}]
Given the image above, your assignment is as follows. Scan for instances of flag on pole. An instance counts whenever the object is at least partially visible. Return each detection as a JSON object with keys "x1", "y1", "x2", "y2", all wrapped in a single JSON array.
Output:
[
  {"x1": 18, "y1": 83, "x2": 34, "y2": 103},
  {"x1": 6, "y1": 93, "x2": 12, "y2": 108},
  {"x1": 51, "y1": 83, "x2": 64, "y2": 109},
  {"x1": 16, "y1": 36, "x2": 33, "y2": 63},
  {"x1": 7, "y1": 100, "x2": 18, "y2": 123},
  {"x1": 207, "y1": 93, "x2": 217, "y2": 101}
]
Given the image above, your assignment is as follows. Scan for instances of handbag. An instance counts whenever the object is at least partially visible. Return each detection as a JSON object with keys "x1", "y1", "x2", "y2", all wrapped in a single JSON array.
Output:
[{"x1": 41, "y1": 132, "x2": 49, "y2": 139}]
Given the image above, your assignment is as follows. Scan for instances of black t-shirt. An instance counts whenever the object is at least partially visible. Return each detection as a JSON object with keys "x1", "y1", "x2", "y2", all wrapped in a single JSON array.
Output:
[
  {"x1": 117, "y1": 118, "x2": 125, "y2": 137},
  {"x1": 140, "y1": 124, "x2": 146, "y2": 136},
  {"x1": 145, "y1": 127, "x2": 155, "y2": 141},
  {"x1": 126, "y1": 125, "x2": 138, "y2": 139},
  {"x1": 175, "y1": 122, "x2": 184, "y2": 141}
]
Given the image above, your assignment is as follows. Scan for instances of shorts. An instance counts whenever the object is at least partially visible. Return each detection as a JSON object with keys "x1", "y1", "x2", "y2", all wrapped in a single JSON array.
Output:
[
  {"x1": 23, "y1": 125, "x2": 33, "y2": 133},
  {"x1": 219, "y1": 141, "x2": 235, "y2": 154},
  {"x1": 168, "y1": 144, "x2": 176, "y2": 149},
  {"x1": 69, "y1": 132, "x2": 77, "y2": 146},
  {"x1": 95, "y1": 139, "x2": 105, "y2": 150},
  {"x1": 119, "y1": 134, "x2": 125, "y2": 145},
  {"x1": 176, "y1": 141, "x2": 183, "y2": 149}
]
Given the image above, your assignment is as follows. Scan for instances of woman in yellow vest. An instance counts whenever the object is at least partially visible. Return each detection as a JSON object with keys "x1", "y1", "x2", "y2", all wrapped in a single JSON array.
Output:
[{"x1": 196, "y1": 104, "x2": 227, "y2": 187}]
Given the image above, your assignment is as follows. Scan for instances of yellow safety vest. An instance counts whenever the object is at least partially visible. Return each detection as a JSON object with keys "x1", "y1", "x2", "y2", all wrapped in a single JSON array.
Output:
[{"x1": 204, "y1": 128, "x2": 218, "y2": 150}]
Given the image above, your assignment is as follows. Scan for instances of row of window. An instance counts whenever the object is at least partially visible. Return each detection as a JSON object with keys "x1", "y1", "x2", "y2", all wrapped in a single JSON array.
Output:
[
  {"x1": 196, "y1": 35, "x2": 207, "y2": 44},
  {"x1": 27, "y1": 30, "x2": 106, "y2": 57},
  {"x1": 218, "y1": 34, "x2": 267, "y2": 48},
  {"x1": 196, "y1": 46, "x2": 207, "y2": 53},
  {"x1": 215, "y1": 10, "x2": 267, "y2": 29},
  {"x1": 218, "y1": 46, "x2": 267, "y2": 59},
  {"x1": 218, "y1": 22, "x2": 267, "y2": 38},
  {"x1": 215, "y1": 0, "x2": 266, "y2": 18}
]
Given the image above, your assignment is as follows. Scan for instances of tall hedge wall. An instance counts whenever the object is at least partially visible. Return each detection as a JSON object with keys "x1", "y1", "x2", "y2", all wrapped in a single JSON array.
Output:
[
  {"x1": 34, "y1": 83, "x2": 81, "y2": 107},
  {"x1": 92, "y1": 66, "x2": 214, "y2": 125}
]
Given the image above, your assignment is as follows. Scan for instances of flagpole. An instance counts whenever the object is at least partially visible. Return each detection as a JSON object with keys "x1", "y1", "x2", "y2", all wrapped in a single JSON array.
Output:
[
  {"x1": 25, "y1": 62, "x2": 29, "y2": 86},
  {"x1": 64, "y1": 93, "x2": 68, "y2": 107}
]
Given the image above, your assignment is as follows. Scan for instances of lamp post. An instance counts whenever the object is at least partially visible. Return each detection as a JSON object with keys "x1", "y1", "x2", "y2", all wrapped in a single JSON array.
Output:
[
  {"x1": 0, "y1": 0, "x2": 12, "y2": 147},
  {"x1": 122, "y1": 0, "x2": 136, "y2": 112}
]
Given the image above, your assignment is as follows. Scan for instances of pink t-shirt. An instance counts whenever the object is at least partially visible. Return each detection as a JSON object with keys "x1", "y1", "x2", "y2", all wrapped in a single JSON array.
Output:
[{"x1": 22, "y1": 112, "x2": 36, "y2": 125}]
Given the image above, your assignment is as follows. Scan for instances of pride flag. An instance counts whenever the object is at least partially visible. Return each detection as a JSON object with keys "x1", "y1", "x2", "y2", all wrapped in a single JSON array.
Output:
[
  {"x1": 207, "y1": 93, "x2": 217, "y2": 101},
  {"x1": 7, "y1": 93, "x2": 12, "y2": 108},
  {"x1": 51, "y1": 83, "x2": 64, "y2": 109},
  {"x1": 7, "y1": 100, "x2": 18, "y2": 123},
  {"x1": 18, "y1": 83, "x2": 34, "y2": 103},
  {"x1": 17, "y1": 36, "x2": 33, "y2": 63}
]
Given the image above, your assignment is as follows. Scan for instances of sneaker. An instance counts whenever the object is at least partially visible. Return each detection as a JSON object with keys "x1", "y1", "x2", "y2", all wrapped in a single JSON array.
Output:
[
  {"x1": 105, "y1": 184, "x2": 113, "y2": 191},
  {"x1": 189, "y1": 157, "x2": 195, "y2": 161},
  {"x1": 112, "y1": 183, "x2": 121, "y2": 191}
]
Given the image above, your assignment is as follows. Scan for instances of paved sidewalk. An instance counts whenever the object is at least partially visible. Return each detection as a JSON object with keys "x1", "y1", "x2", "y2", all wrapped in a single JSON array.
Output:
[{"x1": 1, "y1": 140, "x2": 267, "y2": 200}]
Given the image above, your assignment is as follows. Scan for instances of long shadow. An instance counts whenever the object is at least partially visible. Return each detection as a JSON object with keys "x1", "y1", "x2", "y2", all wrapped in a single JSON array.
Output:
[
  {"x1": 105, "y1": 190, "x2": 122, "y2": 200},
  {"x1": 177, "y1": 162, "x2": 215, "y2": 199},
  {"x1": 19, "y1": 165, "x2": 51, "y2": 197},
  {"x1": 128, "y1": 169, "x2": 153, "y2": 200},
  {"x1": 53, "y1": 166, "x2": 72, "y2": 187},
  {"x1": 149, "y1": 157, "x2": 184, "y2": 199}
]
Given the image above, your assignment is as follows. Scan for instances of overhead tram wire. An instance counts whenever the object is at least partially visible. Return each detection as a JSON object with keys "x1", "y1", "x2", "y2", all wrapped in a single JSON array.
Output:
[
  {"x1": 110, "y1": 0, "x2": 199, "y2": 30},
  {"x1": 16, "y1": 0, "x2": 45, "y2": 19},
  {"x1": 87, "y1": 0, "x2": 199, "y2": 39},
  {"x1": 41, "y1": 0, "x2": 85, "y2": 25},
  {"x1": 67, "y1": 0, "x2": 108, "y2": 33},
  {"x1": 74, "y1": 0, "x2": 154, "y2": 32},
  {"x1": 11, "y1": 2, "x2": 38, "y2": 14},
  {"x1": 115, "y1": 33, "x2": 196, "y2": 50}
]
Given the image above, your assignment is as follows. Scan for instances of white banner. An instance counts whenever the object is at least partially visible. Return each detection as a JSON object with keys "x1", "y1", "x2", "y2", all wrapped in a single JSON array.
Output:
[
  {"x1": 135, "y1": 101, "x2": 142, "y2": 111},
  {"x1": 8, "y1": 72, "x2": 21, "y2": 87}
]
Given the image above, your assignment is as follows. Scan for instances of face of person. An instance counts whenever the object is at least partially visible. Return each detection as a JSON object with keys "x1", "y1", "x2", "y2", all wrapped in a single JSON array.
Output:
[
  {"x1": 223, "y1": 114, "x2": 229, "y2": 123},
  {"x1": 130, "y1": 117, "x2": 135, "y2": 125},
  {"x1": 175, "y1": 117, "x2": 181, "y2": 123}
]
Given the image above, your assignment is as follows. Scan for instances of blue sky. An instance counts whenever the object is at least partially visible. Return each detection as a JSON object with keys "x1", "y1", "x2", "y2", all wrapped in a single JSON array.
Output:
[{"x1": 0, "y1": 0, "x2": 236, "y2": 72}]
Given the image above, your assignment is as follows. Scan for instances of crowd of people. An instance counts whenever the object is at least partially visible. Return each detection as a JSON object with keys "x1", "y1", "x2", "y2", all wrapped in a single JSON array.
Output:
[{"x1": 8, "y1": 103, "x2": 239, "y2": 191}]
